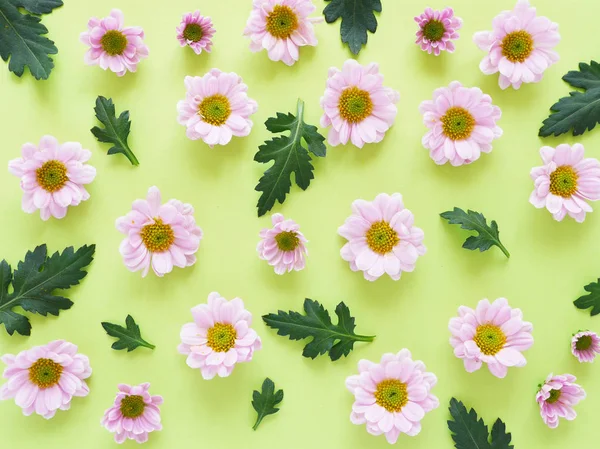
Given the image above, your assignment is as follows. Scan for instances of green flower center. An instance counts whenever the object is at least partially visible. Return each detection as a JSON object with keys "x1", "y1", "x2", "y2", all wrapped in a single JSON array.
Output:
[
  {"x1": 207, "y1": 322, "x2": 237, "y2": 352},
  {"x1": 366, "y1": 221, "x2": 399, "y2": 255},
  {"x1": 501, "y1": 30, "x2": 533, "y2": 63},
  {"x1": 576, "y1": 335, "x2": 593, "y2": 351},
  {"x1": 473, "y1": 324, "x2": 506, "y2": 356},
  {"x1": 275, "y1": 231, "x2": 299, "y2": 252},
  {"x1": 549, "y1": 165, "x2": 578, "y2": 198},
  {"x1": 120, "y1": 395, "x2": 146, "y2": 418},
  {"x1": 36, "y1": 160, "x2": 68, "y2": 192},
  {"x1": 441, "y1": 106, "x2": 475, "y2": 140},
  {"x1": 29, "y1": 358, "x2": 63, "y2": 389},
  {"x1": 546, "y1": 389, "x2": 562, "y2": 404},
  {"x1": 100, "y1": 30, "x2": 128, "y2": 56},
  {"x1": 183, "y1": 23, "x2": 204, "y2": 42},
  {"x1": 199, "y1": 94, "x2": 231, "y2": 126},
  {"x1": 266, "y1": 5, "x2": 298, "y2": 39},
  {"x1": 338, "y1": 86, "x2": 373, "y2": 124},
  {"x1": 422, "y1": 19, "x2": 445, "y2": 42},
  {"x1": 375, "y1": 379, "x2": 408, "y2": 412},
  {"x1": 140, "y1": 219, "x2": 175, "y2": 252}
]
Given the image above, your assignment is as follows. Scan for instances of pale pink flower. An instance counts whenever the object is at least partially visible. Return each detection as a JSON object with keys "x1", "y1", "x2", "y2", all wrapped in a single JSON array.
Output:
[
  {"x1": 536, "y1": 373, "x2": 585, "y2": 428},
  {"x1": 115, "y1": 186, "x2": 203, "y2": 278},
  {"x1": 177, "y1": 69, "x2": 258, "y2": 147},
  {"x1": 346, "y1": 349, "x2": 439, "y2": 444},
  {"x1": 338, "y1": 193, "x2": 426, "y2": 282},
  {"x1": 571, "y1": 331, "x2": 600, "y2": 363},
  {"x1": 101, "y1": 383, "x2": 163, "y2": 444},
  {"x1": 243, "y1": 0, "x2": 321, "y2": 66},
  {"x1": 80, "y1": 9, "x2": 149, "y2": 77},
  {"x1": 178, "y1": 292, "x2": 262, "y2": 380},
  {"x1": 176, "y1": 11, "x2": 215, "y2": 55},
  {"x1": 529, "y1": 144, "x2": 600, "y2": 222},
  {"x1": 320, "y1": 59, "x2": 399, "y2": 148},
  {"x1": 449, "y1": 298, "x2": 533, "y2": 378},
  {"x1": 419, "y1": 81, "x2": 502, "y2": 166},
  {"x1": 257, "y1": 213, "x2": 308, "y2": 274},
  {"x1": 414, "y1": 7, "x2": 462, "y2": 55},
  {"x1": 0, "y1": 340, "x2": 91, "y2": 419},
  {"x1": 8, "y1": 135, "x2": 96, "y2": 221},
  {"x1": 474, "y1": 0, "x2": 560, "y2": 90}
]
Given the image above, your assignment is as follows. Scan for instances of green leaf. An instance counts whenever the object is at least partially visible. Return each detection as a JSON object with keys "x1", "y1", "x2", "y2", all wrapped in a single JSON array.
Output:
[
  {"x1": 440, "y1": 208, "x2": 510, "y2": 258},
  {"x1": 251, "y1": 378, "x2": 284, "y2": 430},
  {"x1": 91, "y1": 96, "x2": 139, "y2": 166},
  {"x1": 448, "y1": 398, "x2": 491, "y2": 449},
  {"x1": 0, "y1": 244, "x2": 96, "y2": 336},
  {"x1": 0, "y1": 0, "x2": 58, "y2": 79},
  {"x1": 323, "y1": 0, "x2": 381, "y2": 55},
  {"x1": 490, "y1": 419, "x2": 514, "y2": 449},
  {"x1": 9, "y1": 0, "x2": 63, "y2": 15},
  {"x1": 262, "y1": 298, "x2": 374, "y2": 361},
  {"x1": 255, "y1": 98, "x2": 326, "y2": 217},
  {"x1": 563, "y1": 61, "x2": 600, "y2": 90},
  {"x1": 574, "y1": 278, "x2": 600, "y2": 316},
  {"x1": 101, "y1": 315, "x2": 155, "y2": 351}
]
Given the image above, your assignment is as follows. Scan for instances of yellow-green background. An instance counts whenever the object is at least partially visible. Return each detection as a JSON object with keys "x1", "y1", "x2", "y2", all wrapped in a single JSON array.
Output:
[{"x1": 0, "y1": 0, "x2": 598, "y2": 447}]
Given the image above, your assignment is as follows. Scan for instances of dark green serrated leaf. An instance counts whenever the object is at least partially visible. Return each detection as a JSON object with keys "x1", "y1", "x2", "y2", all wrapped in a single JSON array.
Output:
[
  {"x1": 574, "y1": 278, "x2": 600, "y2": 316},
  {"x1": 490, "y1": 419, "x2": 514, "y2": 449},
  {"x1": 0, "y1": 244, "x2": 95, "y2": 336},
  {"x1": 323, "y1": 0, "x2": 381, "y2": 55},
  {"x1": 91, "y1": 96, "x2": 139, "y2": 166},
  {"x1": 563, "y1": 61, "x2": 600, "y2": 90},
  {"x1": 440, "y1": 208, "x2": 510, "y2": 258},
  {"x1": 9, "y1": 0, "x2": 63, "y2": 15},
  {"x1": 262, "y1": 298, "x2": 374, "y2": 361},
  {"x1": 0, "y1": 0, "x2": 58, "y2": 79},
  {"x1": 255, "y1": 98, "x2": 325, "y2": 217},
  {"x1": 448, "y1": 398, "x2": 491, "y2": 449},
  {"x1": 251, "y1": 378, "x2": 283, "y2": 430},
  {"x1": 101, "y1": 315, "x2": 155, "y2": 351}
]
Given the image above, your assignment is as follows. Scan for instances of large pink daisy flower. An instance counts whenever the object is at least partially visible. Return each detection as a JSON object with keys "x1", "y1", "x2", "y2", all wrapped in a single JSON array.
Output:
[
  {"x1": 414, "y1": 7, "x2": 462, "y2": 55},
  {"x1": 474, "y1": 0, "x2": 560, "y2": 90},
  {"x1": 338, "y1": 193, "x2": 426, "y2": 282},
  {"x1": 419, "y1": 81, "x2": 502, "y2": 166},
  {"x1": 116, "y1": 186, "x2": 203, "y2": 278},
  {"x1": 449, "y1": 298, "x2": 533, "y2": 378},
  {"x1": 177, "y1": 69, "x2": 258, "y2": 147},
  {"x1": 571, "y1": 330, "x2": 600, "y2": 363},
  {"x1": 178, "y1": 292, "x2": 262, "y2": 380},
  {"x1": 529, "y1": 144, "x2": 600, "y2": 222},
  {"x1": 80, "y1": 9, "x2": 149, "y2": 77},
  {"x1": 0, "y1": 340, "x2": 91, "y2": 419},
  {"x1": 101, "y1": 383, "x2": 163, "y2": 444},
  {"x1": 536, "y1": 373, "x2": 585, "y2": 428},
  {"x1": 243, "y1": 0, "x2": 321, "y2": 66},
  {"x1": 257, "y1": 213, "x2": 308, "y2": 274},
  {"x1": 8, "y1": 135, "x2": 96, "y2": 220},
  {"x1": 320, "y1": 59, "x2": 399, "y2": 148},
  {"x1": 346, "y1": 349, "x2": 439, "y2": 444},
  {"x1": 177, "y1": 11, "x2": 215, "y2": 55}
]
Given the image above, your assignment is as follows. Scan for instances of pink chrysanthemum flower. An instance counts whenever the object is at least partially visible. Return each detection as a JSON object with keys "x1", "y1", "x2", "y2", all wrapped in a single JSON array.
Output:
[
  {"x1": 419, "y1": 81, "x2": 502, "y2": 166},
  {"x1": 536, "y1": 373, "x2": 585, "y2": 428},
  {"x1": 178, "y1": 292, "x2": 262, "y2": 380},
  {"x1": 571, "y1": 330, "x2": 600, "y2": 363},
  {"x1": 177, "y1": 69, "x2": 258, "y2": 147},
  {"x1": 257, "y1": 213, "x2": 308, "y2": 274},
  {"x1": 414, "y1": 7, "x2": 462, "y2": 55},
  {"x1": 101, "y1": 383, "x2": 163, "y2": 444},
  {"x1": 0, "y1": 340, "x2": 91, "y2": 419},
  {"x1": 449, "y1": 298, "x2": 533, "y2": 378},
  {"x1": 80, "y1": 9, "x2": 149, "y2": 77},
  {"x1": 474, "y1": 0, "x2": 560, "y2": 90},
  {"x1": 529, "y1": 144, "x2": 600, "y2": 223},
  {"x1": 177, "y1": 11, "x2": 215, "y2": 55},
  {"x1": 320, "y1": 59, "x2": 399, "y2": 148},
  {"x1": 338, "y1": 193, "x2": 426, "y2": 282},
  {"x1": 243, "y1": 0, "x2": 322, "y2": 66},
  {"x1": 346, "y1": 349, "x2": 439, "y2": 444},
  {"x1": 116, "y1": 186, "x2": 203, "y2": 278},
  {"x1": 8, "y1": 135, "x2": 96, "y2": 221}
]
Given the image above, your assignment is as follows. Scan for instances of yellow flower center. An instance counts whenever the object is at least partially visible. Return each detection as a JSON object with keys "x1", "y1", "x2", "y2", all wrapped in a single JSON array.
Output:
[
  {"x1": 576, "y1": 335, "x2": 592, "y2": 351},
  {"x1": 140, "y1": 218, "x2": 175, "y2": 252},
  {"x1": 199, "y1": 94, "x2": 231, "y2": 126},
  {"x1": 375, "y1": 379, "x2": 408, "y2": 412},
  {"x1": 29, "y1": 358, "x2": 63, "y2": 389},
  {"x1": 120, "y1": 395, "x2": 146, "y2": 418},
  {"x1": 549, "y1": 166, "x2": 578, "y2": 198},
  {"x1": 474, "y1": 324, "x2": 506, "y2": 355},
  {"x1": 366, "y1": 221, "x2": 399, "y2": 254},
  {"x1": 338, "y1": 86, "x2": 373, "y2": 124},
  {"x1": 207, "y1": 322, "x2": 237, "y2": 352},
  {"x1": 441, "y1": 106, "x2": 475, "y2": 140},
  {"x1": 183, "y1": 23, "x2": 204, "y2": 42},
  {"x1": 275, "y1": 231, "x2": 299, "y2": 252},
  {"x1": 422, "y1": 19, "x2": 445, "y2": 42},
  {"x1": 36, "y1": 160, "x2": 68, "y2": 192},
  {"x1": 546, "y1": 389, "x2": 561, "y2": 404},
  {"x1": 266, "y1": 5, "x2": 298, "y2": 39},
  {"x1": 501, "y1": 30, "x2": 533, "y2": 63},
  {"x1": 100, "y1": 30, "x2": 128, "y2": 56}
]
